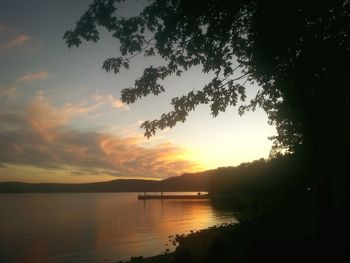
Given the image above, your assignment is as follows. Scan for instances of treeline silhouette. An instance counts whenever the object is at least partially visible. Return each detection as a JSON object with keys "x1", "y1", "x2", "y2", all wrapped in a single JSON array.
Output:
[
  {"x1": 209, "y1": 154, "x2": 313, "y2": 217},
  {"x1": 170, "y1": 154, "x2": 319, "y2": 263}
]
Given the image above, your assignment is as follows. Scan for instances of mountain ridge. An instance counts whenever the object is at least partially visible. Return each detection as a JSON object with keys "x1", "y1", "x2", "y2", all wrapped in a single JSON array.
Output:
[{"x1": 0, "y1": 171, "x2": 214, "y2": 193}]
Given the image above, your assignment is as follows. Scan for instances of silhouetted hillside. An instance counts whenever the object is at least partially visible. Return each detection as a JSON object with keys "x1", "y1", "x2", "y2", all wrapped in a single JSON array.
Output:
[
  {"x1": 0, "y1": 172, "x2": 212, "y2": 193},
  {"x1": 161, "y1": 171, "x2": 214, "y2": 191},
  {"x1": 0, "y1": 156, "x2": 308, "y2": 195}
]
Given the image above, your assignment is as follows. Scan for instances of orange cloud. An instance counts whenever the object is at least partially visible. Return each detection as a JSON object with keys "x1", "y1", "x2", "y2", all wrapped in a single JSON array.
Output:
[
  {"x1": 0, "y1": 128, "x2": 197, "y2": 179},
  {"x1": 26, "y1": 95, "x2": 69, "y2": 141},
  {"x1": 111, "y1": 99, "x2": 128, "y2": 109},
  {"x1": 0, "y1": 34, "x2": 31, "y2": 49},
  {"x1": 16, "y1": 70, "x2": 50, "y2": 83},
  {"x1": 0, "y1": 97, "x2": 198, "y2": 179},
  {"x1": 26, "y1": 94, "x2": 99, "y2": 141},
  {"x1": 92, "y1": 94, "x2": 129, "y2": 110},
  {"x1": 97, "y1": 134, "x2": 197, "y2": 178},
  {"x1": 0, "y1": 71, "x2": 50, "y2": 98}
]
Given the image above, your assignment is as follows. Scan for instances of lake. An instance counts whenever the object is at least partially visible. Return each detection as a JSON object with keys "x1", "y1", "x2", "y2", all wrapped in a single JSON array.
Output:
[{"x1": 0, "y1": 193, "x2": 237, "y2": 262}]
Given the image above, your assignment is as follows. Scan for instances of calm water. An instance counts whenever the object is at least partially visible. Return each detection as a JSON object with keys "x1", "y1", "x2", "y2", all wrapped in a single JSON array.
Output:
[{"x1": 0, "y1": 193, "x2": 236, "y2": 262}]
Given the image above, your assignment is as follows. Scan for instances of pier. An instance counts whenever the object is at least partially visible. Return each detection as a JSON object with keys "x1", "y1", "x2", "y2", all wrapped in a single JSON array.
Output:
[{"x1": 137, "y1": 192, "x2": 210, "y2": 200}]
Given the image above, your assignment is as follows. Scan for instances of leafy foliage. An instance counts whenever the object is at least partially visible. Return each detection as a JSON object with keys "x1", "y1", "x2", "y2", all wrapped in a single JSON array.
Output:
[{"x1": 64, "y1": 0, "x2": 350, "y2": 155}]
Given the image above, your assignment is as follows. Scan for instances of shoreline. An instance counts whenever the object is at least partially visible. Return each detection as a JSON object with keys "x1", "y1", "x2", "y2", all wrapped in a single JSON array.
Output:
[
  {"x1": 126, "y1": 253, "x2": 174, "y2": 263},
  {"x1": 125, "y1": 223, "x2": 238, "y2": 263}
]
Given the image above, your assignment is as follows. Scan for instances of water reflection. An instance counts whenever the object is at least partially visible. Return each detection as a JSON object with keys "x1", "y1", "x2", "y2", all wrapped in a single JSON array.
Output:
[{"x1": 0, "y1": 193, "x2": 236, "y2": 262}]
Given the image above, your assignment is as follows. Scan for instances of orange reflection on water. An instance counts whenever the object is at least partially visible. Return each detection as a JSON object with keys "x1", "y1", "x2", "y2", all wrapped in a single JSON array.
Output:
[
  {"x1": 0, "y1": 193, "x2": 236, "y2": 262},
  {"x1": 93, "y1": 193, "x2": 235, "y2": 261}
]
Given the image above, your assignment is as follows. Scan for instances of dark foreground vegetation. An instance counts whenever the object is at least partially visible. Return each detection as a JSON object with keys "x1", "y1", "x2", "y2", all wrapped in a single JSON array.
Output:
[
  {"x1": 174, "y1": 155, "x2": 317, "y2": 263},
  {"x1": 125, "y1": 153, "x2": 334, "y2": 263}
]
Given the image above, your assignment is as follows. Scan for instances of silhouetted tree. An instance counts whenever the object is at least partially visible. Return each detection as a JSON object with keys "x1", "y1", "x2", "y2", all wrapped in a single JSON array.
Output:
[{"x1": 64, "y1": 0, "x2": 350, "y2": 259}]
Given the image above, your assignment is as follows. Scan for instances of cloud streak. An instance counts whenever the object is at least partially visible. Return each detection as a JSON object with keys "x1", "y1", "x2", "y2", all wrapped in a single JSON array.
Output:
[
  {"x1": 0, "y1": 24, "x2": 31, "y2": 50},
  {"x1": 0, "y1": 95, "x2": 197, "y2": 180},
  {"x1": 0, "y1": 23, "x2": 32, "y2": 51},
  {"x1": 1, "y1": 34, "x2": 30, "y2": 48},
  {"x1": 26, "y1": 94, "x2": 101, "y2": 141},
  {"x1": 16, "y1": 70, "x2": 50, "y2": 83},
  {"x1": 0, "y1": 71, "x2": 51, "y2": 98},
  {"x1": 0, "y1": 34, "x2": 31, "y2": 50},
  {"x1": 93, "y1": 94, "x2": 129, "y2": 111}
]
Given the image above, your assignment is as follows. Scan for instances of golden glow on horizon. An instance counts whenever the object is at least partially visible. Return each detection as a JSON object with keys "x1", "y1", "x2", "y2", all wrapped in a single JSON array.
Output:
[
  {"x1": 0, "y1": 164, "x2": 114, "y2": 184},
  {"x1": 0, "y1": 164, "x2": 169, "y2": 183},
  {"x1": 188, "y1": 139, "x2": 273, "y2": 170}
]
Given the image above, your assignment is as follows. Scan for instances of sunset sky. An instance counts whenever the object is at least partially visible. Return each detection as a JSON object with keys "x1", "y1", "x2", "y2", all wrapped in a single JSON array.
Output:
[{"x1": 0, "y1": 0, "x2": 276, "y2": 183}]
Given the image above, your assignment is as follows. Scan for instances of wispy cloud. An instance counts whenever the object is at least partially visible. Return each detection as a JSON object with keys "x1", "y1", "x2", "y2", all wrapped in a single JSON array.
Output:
[
  {"x1": 0, "y1": 95, "x2": 198, "y2": 179},
  {"x1": 26, "y1": 94, "x2": 100, "y2": 141},
  {"x1": 16, "y1": 70, "x2": 50, "y2": 83},
  {"x1": 111, "y1": 99, "x2": 127, "y2": 109},
  {"x1": 92, "y1": 94, "x2": 129, "y2": 111},
  {"x1": 0, "y1": 71, "x2": 51, "y2": 98},
  {"x1": 0, "y1": 23, "x2": 31, "y2": 50},
  {"x1": 0, "y1": 34, "x2": 31, "y2": 49}
]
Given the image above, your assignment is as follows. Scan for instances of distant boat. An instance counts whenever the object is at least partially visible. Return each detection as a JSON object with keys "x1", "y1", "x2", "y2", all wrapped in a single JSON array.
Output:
[{"x1": 137, "y1": 192, "x2": 210, "y2": 200}]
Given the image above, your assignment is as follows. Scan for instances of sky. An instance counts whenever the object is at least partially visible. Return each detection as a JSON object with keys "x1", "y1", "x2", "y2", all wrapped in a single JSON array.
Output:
[{"x1": 0, "y1": 0, "x2": 276, "y2": 183}]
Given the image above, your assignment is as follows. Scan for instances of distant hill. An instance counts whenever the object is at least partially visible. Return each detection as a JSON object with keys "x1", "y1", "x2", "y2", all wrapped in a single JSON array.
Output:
[{"x1": 0, "y1": 171, "x2": 213, "y2": 193}]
